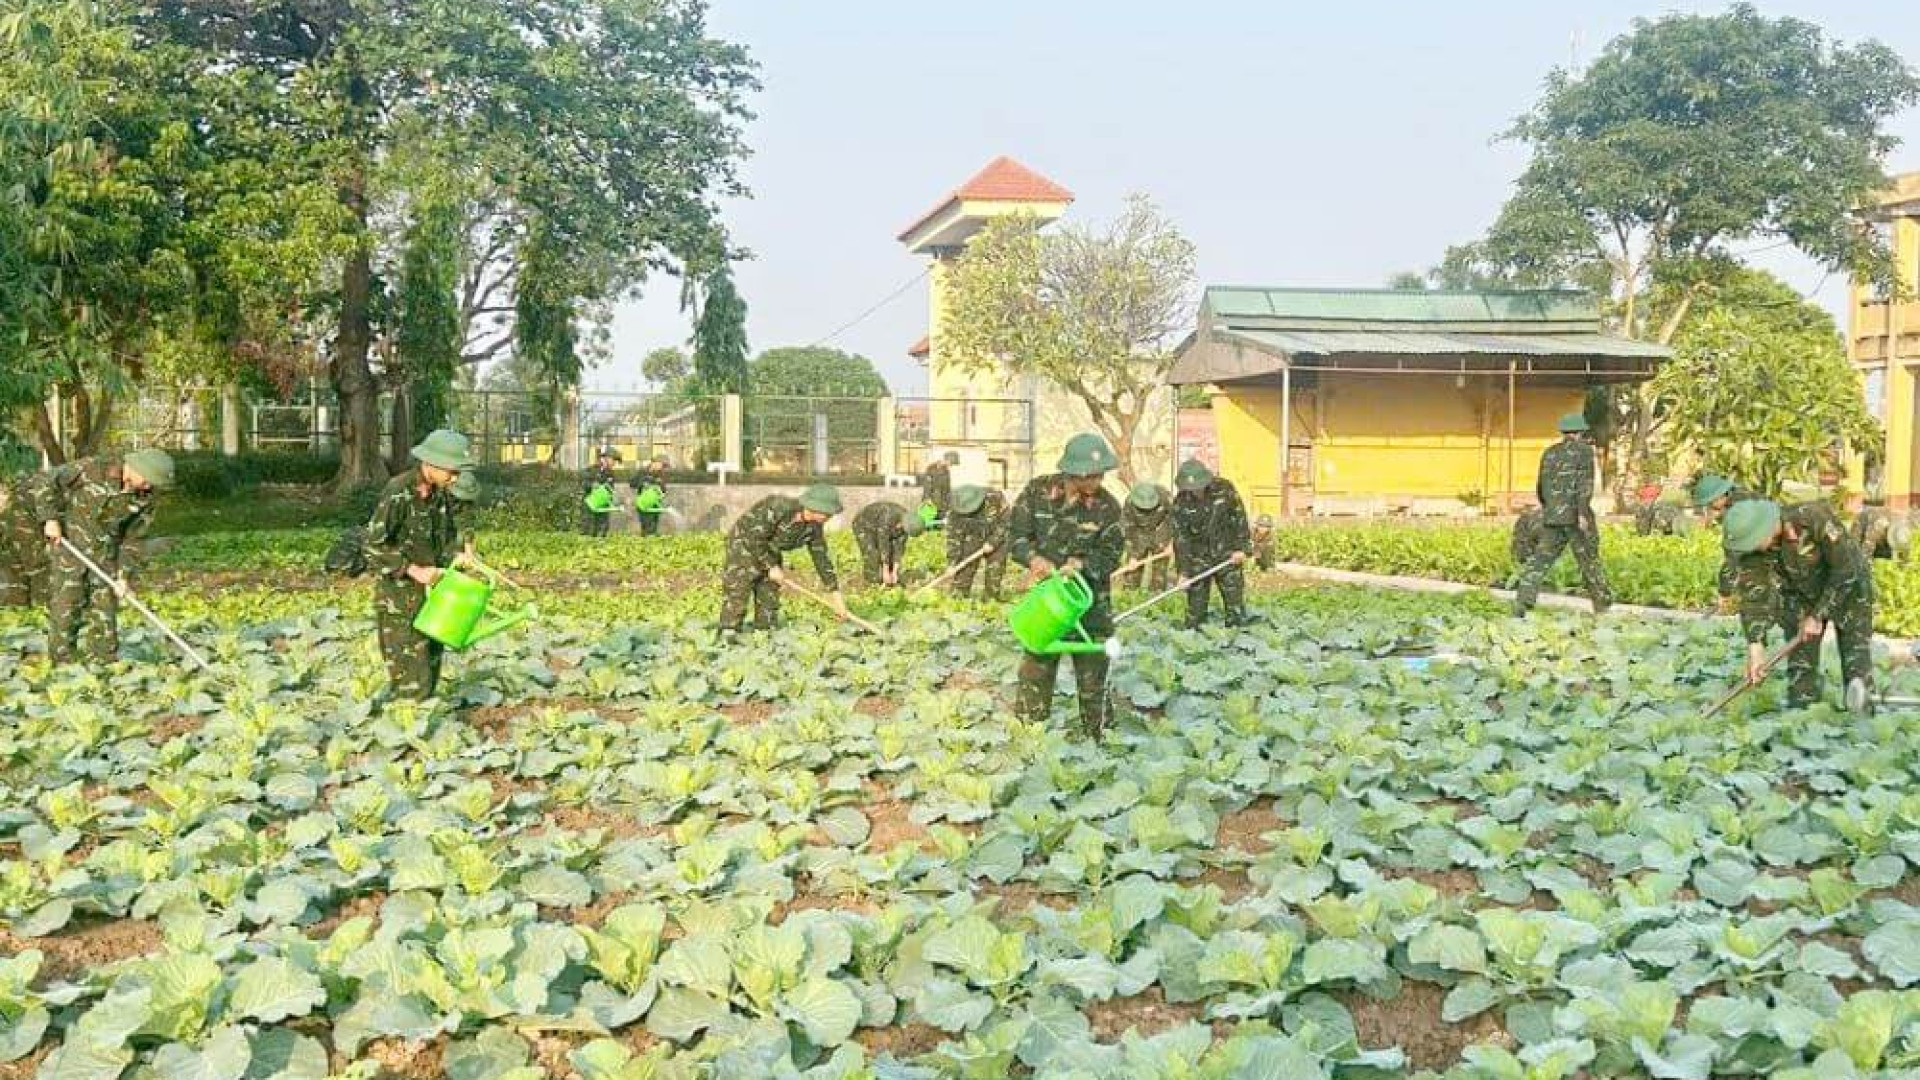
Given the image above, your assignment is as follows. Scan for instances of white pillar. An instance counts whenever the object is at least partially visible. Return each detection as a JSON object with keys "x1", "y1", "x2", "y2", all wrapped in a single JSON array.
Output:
[
  {"x1": 721, "y1": 394, "x2": 744, "y2": 468},
  {"x1": 876, "y1": 396, "x2": 898, "y2": 477},
  {"x1": 220, "y1": 386, "x2": 241, "y2": 457}
]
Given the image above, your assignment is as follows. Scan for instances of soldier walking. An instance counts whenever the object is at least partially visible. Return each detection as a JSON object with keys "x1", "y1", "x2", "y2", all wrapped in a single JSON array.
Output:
[
  {"x1": 1723, "y1": 499, "x2": 1876, "y2": 710},
  {"x1": 1513, "y1": 413, "x2": 1612, "y2": 615},
  {"x1": 946, "y1": 484, "x2": 1009, "y2": 600},
  {"x1": 718, "y1": 485, "x2": 848, "y2": 634},
  {"x1": 367, "y1": 430, "x2": 471, "y2": 700},
  {"x1": 581, "y1": 447, "x2": 620, "y2": 537},
  {"x1": 1009, "y1": 433, "x2": 1125, "y2": 737},
  {"x1": 852, "y1": 500, "x2": 924, "y2": 586},
  {"x1": 634, "y1": 458, "x2": 670, "y2": 537},
  {"x1": 34, "y1": 449, "x2": 175, "y2": 666},
  {"x1": 1120, "y1": 482, "x2": 1172, "y2": 591},
  {"x1": 1170, "y1": 460, "x2": 1252, "y2": 628}
]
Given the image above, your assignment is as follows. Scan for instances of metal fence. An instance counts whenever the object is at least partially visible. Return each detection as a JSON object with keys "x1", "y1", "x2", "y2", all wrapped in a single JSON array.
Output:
[{"x1": 895, "y1": 396, "x2": 1035, "y2": 486}]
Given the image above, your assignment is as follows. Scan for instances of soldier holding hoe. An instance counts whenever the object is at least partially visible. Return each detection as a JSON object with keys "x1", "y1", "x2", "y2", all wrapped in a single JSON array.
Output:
[
  {"x1": 1009, "y1": 433, "x2": 1125, "y2": 738},
  {"x1": 33, "y1": 448, "x2": 177, "y2": 666},
  {"x1": 945, "y1": 484, "x2": 1009, "y2": 600},
  {"x1": 1120, "y1": 482, "x2": 1172, "y2": 592},
  {"x1": 1170, "y1": 460, "x2": 1253, "y2": 628},
  {"x1": 1723, "y1": 498, "x2": 1876, "y2": 710},
  {"x1": 718, "y1": 485, "x2": 849, "y2": 634}
]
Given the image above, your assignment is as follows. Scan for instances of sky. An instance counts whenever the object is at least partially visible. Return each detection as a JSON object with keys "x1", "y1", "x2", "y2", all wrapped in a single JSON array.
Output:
[{"x1": 594, "y1": 1, "x2": 1920, "y2": 397}]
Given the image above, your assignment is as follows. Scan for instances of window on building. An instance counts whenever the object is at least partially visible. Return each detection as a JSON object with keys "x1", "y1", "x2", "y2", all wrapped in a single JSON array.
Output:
[{"x1": 1865, "y1": 366, "x2": 1887, "y2": 420}]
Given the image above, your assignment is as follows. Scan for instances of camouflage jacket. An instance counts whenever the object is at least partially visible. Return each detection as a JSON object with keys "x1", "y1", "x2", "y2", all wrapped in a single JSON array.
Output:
[
  {"x1": 1739, "y1": 501, "x2": 1873, "y2": 641},
  {"x1": 921, "y1": 463, "x2": 952, "y2": 516},
  {"x1": 583, "y1": 464, "x2": 617, "y2": 495},
  {"x1": 1007, "y1": 474, "x2": 1124, "y2": 584},
  {"x1": 1172, "y1": 478, "x2": 1251, "y2": 567},
  {"x1": 365, "y1": 469, "x2": 462, "y2": 581},
  {"x1": 1535, "y1": 437, "x2": 1595, "y2": 528},
  {"x1": 1121, "y1": 503, "x2": 1172, "y2": 553},
  {"x1": 632, "y1": 469, "x2": 668, "y2": 503},
  {"x1": 853, "y1": 501, "x2": 910, "y2": 546},
  {"x1": 32, "y1": 457, "x2": 154, "y2": 569},
  {"x1": 728, "y1": 495, "x2": 838, "y2": 589},
  {"x1": 947, "y1": 489, "x2": 1008, "y2": 552}
]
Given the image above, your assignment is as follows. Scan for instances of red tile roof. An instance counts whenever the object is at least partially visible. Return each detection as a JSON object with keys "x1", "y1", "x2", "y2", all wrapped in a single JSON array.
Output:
[
  {"x1": 898, "y1": 156, "x2": 1074, "y2": 242},
  {"x1": 908, "y1": 335, "x2": 930, "y2": 358}
]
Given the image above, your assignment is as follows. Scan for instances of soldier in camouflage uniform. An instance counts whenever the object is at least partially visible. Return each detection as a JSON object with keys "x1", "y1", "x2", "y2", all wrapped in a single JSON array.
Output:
[
  {"x1": 1250, "y1": 513, "x2": 1276, "y2": 571},
  {"x1": 0, "y1": 471, "x2": 51, "y2": 608},
  {"x1": 719, "y1": 485, "x2": 847, "y2": 633},
  {"x1": 1513, "y1": 413, "x2": 1612, "y2": 615},
  {"x1": 581, "y1": 447, "x2": 620, "y2": 537},
  {"x1": 367, "y1": 430, "x2": 470, "y2": 700},
  {"x1": 634, "y1": 459, "x2": 669, "y2": 537},
  {"x1": 1009, "y1": 433, "x2": 1125, "y2": 737},
  {"x1": 1692, "y1": 474, "x2": 1772, "y2": 620},
  {"x1": 852, "y1": 500, "x2": 925, "y2": 586},
  {"x1": 921, "y1": 451, "x2": 958, "y2": 521},
  {"x1": 1171, "y1": 460, "x2": 1253, "y2": 628},
  {"x1": 946, "y1": 484, "x2": 1009, "y2": 600},
  {"x1": 1119, "y1": 482, "x2": 1173, "y2": 591},
  {"x1": 1509, "y1": 507, "x2": 1545, "y2": 584},
  {"x1": 35, "y1": 449, "x2": 174, "y2": 665},
  {"x1": 1724, "y1": 499, "x2": 1876, "y2": 709}
]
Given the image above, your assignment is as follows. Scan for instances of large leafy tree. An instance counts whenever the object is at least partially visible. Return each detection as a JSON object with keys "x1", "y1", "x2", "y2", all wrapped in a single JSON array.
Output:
[
  {"x1": 750, "y1": 346, "x2": 889, "y2": 453},
  {"x1": 940, "y1": 194, "x2": 1194, "y2": 485},
  {"x1": 141, "y1": 0, "x2": 756, "y2": 488},
  {"x1": 1443, "y1": 5, "x2": 1919, "y2": 489},
  {"x1": 1651, "y1": 267, "x2": 1877, "y2": 496}
]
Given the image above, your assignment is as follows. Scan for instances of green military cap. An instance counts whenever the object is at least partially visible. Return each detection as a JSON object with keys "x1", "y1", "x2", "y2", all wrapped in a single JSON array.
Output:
[
  {"x1": 1255, "y1": 514, "x2": 1274, "y2": 528},
  {"x1": 1557, "y1": 412, "x2": 1590, "y2": 434},
  {"x1": 1175, "y1": 459, "x2": 1213, "y2": 493},
  {"x1": 799, "y1": 484, "x2": 842, "y2": 515},
  {"x1": 411, "y1": 429, "x2": 474, "y2": 471},
  {"x1": 952, "y1": 485, "x2": 988, "y2": 515},
  {"x1": 1691, "y1": 475, "x2": 1734, "y2": 509},
  {"x1": 450, "y1": 472, "x2": 480, "y2": 502},
  {"x1": 1128, "y1": 482, "x2": 1163, "y2": 511},
  {"x1": 122, "y1": 449, "x2": 176, "y2": 490},
  {"x1": 598, "y1": 446, "x2": 621, "y2": 461},
  {"x1": 1724, "y1": 499, "x2": 1783, "y2": 554},
  {"x1": 1057, "y1": 433, "x2": 1119, "y2": 477},
  {"x1": 942, "y1": 451, "x2": 960, "y2": 465}
]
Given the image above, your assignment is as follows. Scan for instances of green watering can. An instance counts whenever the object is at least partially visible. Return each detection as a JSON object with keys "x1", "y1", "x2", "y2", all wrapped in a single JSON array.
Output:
[
  {"x1": 1008, "y1": 572, "x2": 1118, "y2": 657},
  {"x1": 413, "y1": 566, "x2": 536, "y2": 650},
  {"x1": 636, "y1": 484, "x2": 665, "y2": 513},
  {"x1": 918, "y1": 502, "x2": 941, "y2": 529},
  {"x1": 585, "y1": 484, "x2": 615, "y2": 513}
]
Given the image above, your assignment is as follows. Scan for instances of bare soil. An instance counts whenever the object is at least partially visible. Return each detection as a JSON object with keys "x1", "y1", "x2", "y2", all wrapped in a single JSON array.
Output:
[
  {"x1": 1342, "y1": 982, "x2": 1515, "y2": 1072},
  {"x1": 1214, "y1": 798, "x2": 1285, "y2": 856},
  {"x1": 1083, "y1": 987, "x2": 1213, "y2": 1042},
  {"x1": 0, "y1": 917, "x2": 164, "y2": 982}
]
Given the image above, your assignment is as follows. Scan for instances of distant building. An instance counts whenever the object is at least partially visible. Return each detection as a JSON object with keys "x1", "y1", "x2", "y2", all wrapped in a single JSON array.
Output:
[
  {"x1": 1170, "y1": 287, "x2": 1670, "y2": 518},
  {"x1": 1176, "y1": 408, "x2": 1218, "y2": 470},
  {"x1": 1850, "y1": 170, "x2": 1920, "y2": 508},
  {"x1": 901, "y1": 156, "x2": 1176, "y2": 488}
]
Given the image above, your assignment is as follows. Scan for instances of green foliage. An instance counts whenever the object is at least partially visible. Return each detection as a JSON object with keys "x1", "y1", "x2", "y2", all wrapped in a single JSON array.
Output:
[
  {"x1": 692, "y1": 267, "x2": 751, "y2": 396},
  {"x1": 394, "y1": 199, "x2": 465, "y2": 435},
  {"x1": 750, "y1": 347, "x2": 888, "y2": 398}
]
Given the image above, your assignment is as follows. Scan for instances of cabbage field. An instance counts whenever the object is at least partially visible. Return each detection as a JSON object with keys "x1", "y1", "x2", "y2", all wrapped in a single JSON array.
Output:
[{"x1": 6, "y1": 532, "x2": 1920, "y2": 1080}]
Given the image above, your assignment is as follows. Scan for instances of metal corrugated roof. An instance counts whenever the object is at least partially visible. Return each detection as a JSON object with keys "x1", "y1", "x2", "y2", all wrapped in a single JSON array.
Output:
[
  {"x1": 1221, "y1": 327, "x2": 1671, "y2": 359},
  {"x1": 1204, "y1": 287, "x2": 1600, "y2": 326}
]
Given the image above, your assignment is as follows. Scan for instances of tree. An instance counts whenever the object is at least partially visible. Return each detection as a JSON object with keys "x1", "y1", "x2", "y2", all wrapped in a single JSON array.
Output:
[
  {"x1": 1444, "y1": 5, "x2": 1920, "y2": 490},
  {"x1": 940, "y1": 194, "x2": 1195, "y2": 484},
  {"x1": 1651, "y1": 268, "x2": 1877, "y2": 496},
  {"x1": 142, "y1": 0, "x2": 757, "y2": 488},
  {"x1": 643, "y1": 347, "x2": 693, "y2": 389},
  {"x1": 750, "y1": 347, "x2": 889, "y2": 397},
  {"x1": 391, "y1": 198, "x2": 465, "y2": 460},
  {"x1": 691, "y1": 268, "x2": 750, "y2": 396}
]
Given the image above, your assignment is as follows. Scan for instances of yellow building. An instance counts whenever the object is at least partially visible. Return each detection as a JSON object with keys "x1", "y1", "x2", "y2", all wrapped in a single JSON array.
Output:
[
  {"x1": 900, "y1": 156, "x2": 1176, "y2": 487},
  {"x1": 1850, "y1": 171, "x2": 1920, "y2": 509},
  {"x1": 1170, "y1": 287, "x2": 1670, "y2": 518}
]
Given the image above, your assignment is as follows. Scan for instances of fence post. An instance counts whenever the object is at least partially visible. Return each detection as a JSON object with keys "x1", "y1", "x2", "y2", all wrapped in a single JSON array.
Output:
[
  {"x1": 876, "y1": 397, "x2": 898, "y2": 478},
  {"x1": 557, "y1": 387, "x2": 582, "y2": 470},
  {"x1": 721, "y1": 394, "x2": 744, "y2": 468},
  {"x1": 220, "y1": 386, "x2": 241, "y2": 457}
]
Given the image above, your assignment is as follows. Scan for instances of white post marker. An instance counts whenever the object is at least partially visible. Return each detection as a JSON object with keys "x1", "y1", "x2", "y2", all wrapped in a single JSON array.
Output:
[
  {"x1": 1116, "y1": 556, "x2": 1238, "y2": 624},
  {"x1": 57, "y1": 537, "x2": 217, "y2": 675},
  {"x1": 707, "y1": 461, "x2": 738, "y2": 487}
]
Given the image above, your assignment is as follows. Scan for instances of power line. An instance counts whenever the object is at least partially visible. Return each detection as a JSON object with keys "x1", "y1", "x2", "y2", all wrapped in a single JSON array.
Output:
[{"x1": 807, "y1": 268, "x2": 930, "y2": 349}]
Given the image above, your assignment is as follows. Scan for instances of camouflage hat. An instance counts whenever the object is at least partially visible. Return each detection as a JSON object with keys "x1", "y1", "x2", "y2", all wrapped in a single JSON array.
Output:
[
  {"x1": 799, "y1": 484, "x2": 843, "y2": 516},
  {"x1": 123, "y1": 449, "x2": 176, "y2": 490},
  {"x1": 1128, "y1": 482, "x2": 1163, "y2": 511},
  {"x1": 1691, "y1": 475, "x2": 1735, "y2": 509},
  {"x1": 450, "y1": 472, "x2": 480, "y2": 502},
  {"x1": 598, "y1": 446, "x2": 621, "y2": 462},
  {"x1": 1255, "y1": 514, "x2": 1274, "y2": 528},
  {"x1": 411, "y1": 429, "x2": 474, "y2": 471},
  {"x1": 942, "y1": 451, "x2": 960, "y2": 465},
  {"x1": 1175, "y1": 460, "x2": 1213, "y2": 493},
  {"x1": 1057, "y1": 433, "x2": 1119, "y2": 477},
  {"x1": 1558, "y1": 413, "x2": 1590, "y2": 434},
  {"x1": 1724, "y1": 499, "x2": 1783, "y2": 554},
  {"x1": 952, "y1": 485, "x2": 988, "y2": 515}
]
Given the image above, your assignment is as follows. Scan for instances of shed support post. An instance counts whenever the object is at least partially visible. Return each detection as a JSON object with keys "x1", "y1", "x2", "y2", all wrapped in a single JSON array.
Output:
[
  {"x1": 1505, "y1": 364, "x2": 1517, "y2": 513},
  {"x1": 1280, "y1": 364, "x2": 1293, "y2": 518}
]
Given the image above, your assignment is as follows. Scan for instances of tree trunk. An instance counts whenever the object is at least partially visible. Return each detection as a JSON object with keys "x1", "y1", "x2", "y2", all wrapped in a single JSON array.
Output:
[
  {"x1": 33, "y1": 401, "x2": 66, "y2": 465},
  {"x1": 330, "y1": 169, "x2": 385, "y2": 491},
  {"x1": 388, "y1": 383, "x2": 414, "y2": 476}
]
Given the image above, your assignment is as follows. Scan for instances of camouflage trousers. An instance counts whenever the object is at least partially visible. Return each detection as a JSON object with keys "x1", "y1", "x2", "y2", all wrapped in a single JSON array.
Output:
[
  {"x1": 1183, "y1": 560, "x2": 1246, "y2": 627},
  {"x1": 0, "y1": 533, "x2": 48, "y2": 609},
  {"x1": 1251, "y1": 538, "x2": 1274, "y2": 572},
  {"x1": 638, "y1": 511, "x2": 662, "y2": 537},
  {"x1": 1783, "y1": 588, "x2": 1874, "y2": 709},
  {"x1": 1015, "y1": 590, "x2": 1112, "y2": 737},
  {"x1": 581, "y1": 508, "x2": 612, "y2": 538},
  {"x1": 1514, "y1": 524, "x2": 1612, "y2": 613},
  {"x1": 857, "y1": 533, "x2": 907, "y2": 585},
  {"x1": 947, "y1": 535, "x2": 1006, "y2": 600},
  {"x1": 375, "y1": 579, "x2": 445, "y2": 700},
  {"x1": 718, "y1": 560, "x2": 781, "y2": 631},
  {"x1": 46, "y1": 554, "x2": 120, "y2": 666}
]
